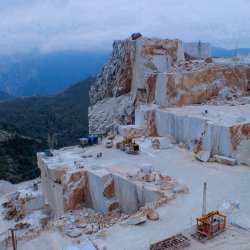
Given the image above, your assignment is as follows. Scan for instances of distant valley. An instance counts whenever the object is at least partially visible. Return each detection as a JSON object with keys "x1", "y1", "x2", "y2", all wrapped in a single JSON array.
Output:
[{"x1": 0, "y1": 50, "x2": 108, "y2": 96}]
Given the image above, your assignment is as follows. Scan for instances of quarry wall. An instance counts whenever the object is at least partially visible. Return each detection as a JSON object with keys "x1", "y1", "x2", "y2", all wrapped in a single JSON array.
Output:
[
  {"x1": 88, "y1": 36, "x2": 250, "y2": 166},
  {"x1": 38, "y1": 153, "x2": 163, "y2": 218},
  {"x1": 89, "y1": 37, "x2": 250, "y2": 135}
]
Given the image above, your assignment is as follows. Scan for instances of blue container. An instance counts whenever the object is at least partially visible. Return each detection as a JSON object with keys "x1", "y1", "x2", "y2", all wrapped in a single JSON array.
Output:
[{"x1": 88, "y1": 135, "x2": 98, "y2": 146}]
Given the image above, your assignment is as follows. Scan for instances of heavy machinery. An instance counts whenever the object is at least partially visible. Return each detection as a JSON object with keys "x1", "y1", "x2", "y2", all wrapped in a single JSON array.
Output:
[
  {"x1": 125, "y1": 141, "x2": 140, "y2": 154},
  {"x1": 116, "y1": 137, "x2": 139, "y2": 154},
  {"x1": 192, "y1": 211, "x2": 226, "y2": 241},
  {"x1": 116, "y1": 137, "x2": 132, "y2": 150},
  {"x1": 191, "y1": 182, "x2": 226, "y2": 242}
]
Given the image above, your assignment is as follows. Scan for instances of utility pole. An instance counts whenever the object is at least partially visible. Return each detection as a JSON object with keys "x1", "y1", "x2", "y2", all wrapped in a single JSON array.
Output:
[
  {"x1": 48, "y1": 129, "x2": 55, "y2": 151},
  {"x1": 48, "y1": 115, "x2": 57, "y2": 151},
  {"x1": 202, "y1": 182, "x2": 207, "y2": 216},
  {"x1": 10, "y1": 228, "x2": 17, "y2": 250},
  {"x1": 234, "y1": 42, "x2": 238, "y2": 58},
  {"x1": 198, "y1": 40, "x2": 201, "y2": 59}
]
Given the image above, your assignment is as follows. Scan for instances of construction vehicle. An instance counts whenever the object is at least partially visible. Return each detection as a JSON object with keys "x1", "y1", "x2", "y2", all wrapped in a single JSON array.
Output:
[
  {"x1": 116, "y1": 137, "x2": 133, "y2": 150},
  {"x1": 125, "y1": 141, "x2": 140, "y2": 154},
  {"x1": 106, "y1": 139, "x2": 113, "y2": 148}
]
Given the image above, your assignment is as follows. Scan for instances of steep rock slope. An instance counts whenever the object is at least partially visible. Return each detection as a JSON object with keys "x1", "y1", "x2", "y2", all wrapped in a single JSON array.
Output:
[{"x1": 89, "y1": 38, "x2": 183, "y2": 134}]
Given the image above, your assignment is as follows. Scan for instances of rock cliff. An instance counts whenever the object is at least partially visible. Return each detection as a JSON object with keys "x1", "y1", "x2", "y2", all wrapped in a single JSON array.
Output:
[
  {"x1": 90, "y1": 40, "x2": 135, "y2": 105},
  {"x1": 89, "y1": 37, "x2": 250, "y2": 134},
  {"x1": 89, "y1": 37, "x2": 183, "y2": 134}
]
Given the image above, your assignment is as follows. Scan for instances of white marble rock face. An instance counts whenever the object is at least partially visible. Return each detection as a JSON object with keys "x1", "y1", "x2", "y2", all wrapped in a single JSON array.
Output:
[{"x1": 134, "y1": 104, "x2": 250, "y2": 166}]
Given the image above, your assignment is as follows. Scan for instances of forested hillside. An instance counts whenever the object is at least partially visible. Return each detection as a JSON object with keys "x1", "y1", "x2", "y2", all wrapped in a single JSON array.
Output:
[{"x1": 0, "y1": 76, "x2": 94, "y2": 183}]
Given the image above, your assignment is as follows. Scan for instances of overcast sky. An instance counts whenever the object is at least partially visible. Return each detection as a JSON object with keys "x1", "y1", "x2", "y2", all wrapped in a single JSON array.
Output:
[{"x1": 0, "y1": 0, "x2": 250, "y2": 54}]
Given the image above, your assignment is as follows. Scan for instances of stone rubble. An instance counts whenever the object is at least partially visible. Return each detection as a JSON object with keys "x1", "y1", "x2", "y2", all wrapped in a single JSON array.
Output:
[
  {"x1": 127, "y1": 212, "x2": 147, "y2": 225},
  {"x1": 142, "y1": 207, "x2": 159, "y2": 221},
  {"x1": 195, "y1": 150, "x2": 211, "y2": 162}
]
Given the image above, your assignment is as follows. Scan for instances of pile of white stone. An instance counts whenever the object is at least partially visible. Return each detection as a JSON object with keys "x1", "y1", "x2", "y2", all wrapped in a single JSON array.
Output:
[{"x1": 128, "y1": 164, "x2": 189, "y2": 194}]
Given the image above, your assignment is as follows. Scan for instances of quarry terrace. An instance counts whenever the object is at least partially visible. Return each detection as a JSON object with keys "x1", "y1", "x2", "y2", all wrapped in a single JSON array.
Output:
[{"x1": 1, "y1": 37, "x2": 250, "y2": 250}]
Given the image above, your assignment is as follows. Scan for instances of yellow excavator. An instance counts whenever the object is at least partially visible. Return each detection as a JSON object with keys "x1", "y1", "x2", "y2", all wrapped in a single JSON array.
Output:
[
  {"x1": 116, "y1": 137, "x2": 139, "y2": 154},
  {"x1": 125, "y1": 141, "x2": 140, "y2": 154},
  {"x1": 116, "y1": 137, "x2": 132, "y2": 150}
]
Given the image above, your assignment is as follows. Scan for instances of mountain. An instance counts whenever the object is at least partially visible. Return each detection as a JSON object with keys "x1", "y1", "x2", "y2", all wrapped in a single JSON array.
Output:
[
  {"x1": 0, "y1": 76, "x2": 95, "y2": 183},
  {"x1": 0, "y1": 50, "x2": 108, "y2": 96},
  {"x1": 212, "y1": 47, "x2": 250, "y2": 58},
  {"x1": 0, "y1": 90, "x2": 13, "y2": 101}
]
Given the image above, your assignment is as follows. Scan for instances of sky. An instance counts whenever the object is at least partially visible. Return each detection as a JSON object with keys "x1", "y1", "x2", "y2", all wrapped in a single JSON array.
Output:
[{"x1": 0, "y1": 0, "x2": 250, "y2": 54}]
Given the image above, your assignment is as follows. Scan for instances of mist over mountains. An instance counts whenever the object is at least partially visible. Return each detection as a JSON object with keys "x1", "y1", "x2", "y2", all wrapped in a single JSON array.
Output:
[
  {"x1": 0, "y1": 90, "x2": 12, "y2": 101},
  {"x1": 0, "y1": 50, "x2": 108, "y2": 97}
]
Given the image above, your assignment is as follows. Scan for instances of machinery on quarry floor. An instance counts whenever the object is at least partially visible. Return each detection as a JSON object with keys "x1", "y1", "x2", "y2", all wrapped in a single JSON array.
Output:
[
  {"x1": 125, "y1": 141, "x2": 140, "y2": 154},
  {"x1": 116, "y1": 137, "x2": 132, "y2": 150},
  {"x1": 116, "y1": 137, "x2": 139, "y2": 154},
  {"x1": 191, "y1": 211, "x2": 226, "y2": 242},
  {"x1": 191, "y1": 182, "x2": 226, "y2": 242}
]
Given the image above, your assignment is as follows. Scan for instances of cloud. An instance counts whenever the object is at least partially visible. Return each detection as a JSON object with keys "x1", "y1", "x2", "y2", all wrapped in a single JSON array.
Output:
[{"x1": 0, "y1": 0, "x2": 250, "y2": 54}]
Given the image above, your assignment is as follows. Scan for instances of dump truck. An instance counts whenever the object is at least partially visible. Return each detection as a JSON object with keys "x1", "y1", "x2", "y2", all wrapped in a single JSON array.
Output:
[{"x1": 116, "y1": 137, "x2": 133, "y2": 150}]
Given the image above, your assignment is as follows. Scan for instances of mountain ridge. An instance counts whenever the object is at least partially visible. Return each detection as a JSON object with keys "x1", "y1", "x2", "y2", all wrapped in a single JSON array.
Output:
[{"x1": 0, "y1": 50, "x2": 108, "y2": 96}]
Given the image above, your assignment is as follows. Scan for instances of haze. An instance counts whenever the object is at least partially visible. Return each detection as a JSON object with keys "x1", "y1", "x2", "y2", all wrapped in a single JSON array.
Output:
[{"x1": 1, "y1": 0, "x2": 250, "y2": 54}]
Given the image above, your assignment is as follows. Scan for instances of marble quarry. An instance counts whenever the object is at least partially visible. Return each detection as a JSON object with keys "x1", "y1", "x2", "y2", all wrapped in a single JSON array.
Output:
[
  {"x1": 88, "y1": 36, "x2": 250, "y2": 166},
  {"x1": 89, "y1": 36, "x2": 250, "y2": 137},
  {"x1": 37, "y1": 148, "x2": 182, "y2": 218}
]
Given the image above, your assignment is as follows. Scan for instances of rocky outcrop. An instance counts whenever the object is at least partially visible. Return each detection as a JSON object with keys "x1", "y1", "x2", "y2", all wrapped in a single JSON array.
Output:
[
  {"x1": 154, "y1": 64, "x2": 250, "y2": 107},
  {"x1": 89, "y1": 40, "x2": 135, "y2": 105},
  {"x1": 89, "y1": 38, "x2": 183, "y2": 134},
  {"x1": 88, "y1": 94, "x2": 135, "y2": 134}
]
